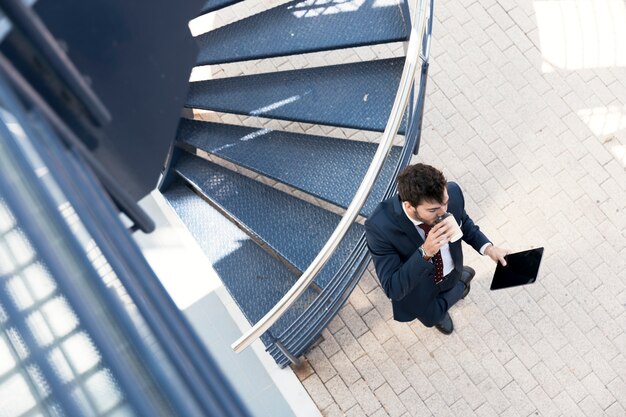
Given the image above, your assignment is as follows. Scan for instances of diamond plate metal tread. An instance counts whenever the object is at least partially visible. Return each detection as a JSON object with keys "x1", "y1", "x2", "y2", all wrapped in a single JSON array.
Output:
[
  {"x1": 195, "y1": 0, "x2": 409, "y2": 65},
  {"x1": 198, "y1": 0, "x2": 243, "y2": 15},
  {"x1": 162, "y1": 181, "x2": 317, "y2": 345},
  {"x1": 186, "y1": 57, "x2": 406, "y2": 133},
  {"x1": 173, "y1": 153, "x2": 365, "y2": 289},
  {"x1": 177, "y1": 118, "x2": 401, "y2": 217}
]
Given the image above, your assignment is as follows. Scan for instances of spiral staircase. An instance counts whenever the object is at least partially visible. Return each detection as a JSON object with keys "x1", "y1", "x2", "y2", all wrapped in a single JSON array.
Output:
[
  {"x1": 160, "y1": 0, "x2": 432, "y2": 367},
  {"x1": 0, "y1": 0, "x2": 432, "y2": 414}
]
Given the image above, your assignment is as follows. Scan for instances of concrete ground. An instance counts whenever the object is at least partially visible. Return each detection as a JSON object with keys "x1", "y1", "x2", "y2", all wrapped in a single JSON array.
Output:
[{"x1": 290, "y1": 0, "x2": 626, "y2": 416}]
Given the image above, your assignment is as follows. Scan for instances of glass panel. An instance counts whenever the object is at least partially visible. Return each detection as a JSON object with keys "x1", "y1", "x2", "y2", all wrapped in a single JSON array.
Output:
[{"x1": 0, "y1": 373, "x2": 39, "y2": 416}]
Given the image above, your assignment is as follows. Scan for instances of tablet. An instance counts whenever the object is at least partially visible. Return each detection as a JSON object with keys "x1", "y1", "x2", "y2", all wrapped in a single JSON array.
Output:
[{"x1": 490, "y1": 247, "x2": 544, "y2": 290}]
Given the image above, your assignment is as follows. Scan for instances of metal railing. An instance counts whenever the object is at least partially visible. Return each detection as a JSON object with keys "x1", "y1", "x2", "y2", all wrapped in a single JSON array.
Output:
[{"x1": 232, "y1": 0, "x2": 433, "y2": 354}]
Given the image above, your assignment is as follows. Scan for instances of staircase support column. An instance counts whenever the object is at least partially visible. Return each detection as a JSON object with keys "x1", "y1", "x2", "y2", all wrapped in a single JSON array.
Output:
[{"x1": 274, "y1": 340, "x2": 300, "y2": 366}]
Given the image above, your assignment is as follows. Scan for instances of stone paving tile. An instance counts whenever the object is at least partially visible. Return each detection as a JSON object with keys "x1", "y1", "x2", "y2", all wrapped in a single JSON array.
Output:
[
  {"x1": 344, "y1": 405, "x2": 367, "y2": 417},
  {"x1": 606, "y1": 402, "x2": 626, "y2": 417},
  {"x1": 581, "y1": 373, "x2": 616, "y2": 410},
  {"x1": 376, "y1": 358, "x2": 410, "y2": 395},
  {"x1": 333, "y1": 326, "x2": 365, "y2": 362},
  {"x1": 329, "y1": 350, "x2": 361, "y2": 386},
  {"x1": 430, "y1": 368, "x2": 462, "y2": 406},
  {"x1": 374, "y1": 383, "x2": 406, "y2": 417},
  {"x1": 397, "y1": 387, "x2": 430, "y2": 417},
  {"x1": 527, "y1": 385, "x2": 560, "y2": 417},
  {"x1": 349, "y1": 379, "x2": 382, "y2": 416},
  {"x1": 500, "y1": 381, "x2": 535, "y2": 417},
  {"x1": 302, "y1": 374, "x2": 334, "y2": 411},
  {"x1": 424, "y1": 392, "x2": 455, "y2": 417},
  {"x1": 349, "y1": 285, "x2": 375, "y2": 317},
  {"x1": 402, "y1": 364, "x2": 436, "y2": 401},
  {"x1": 321, "y1": 403, "x2": 343, "y2": 417},
  {"x1": 504, "y1": 357, "x2": 538, "y2": 394},
  {"x1": 362, "y1": 308, "x2": 394, "y2": 344},
  {"x1": 339, "y1": 303, "x2": 369, "y2": 339},
  {"x1": 480, "y1": 351, "x2": 513, "y2": 389},
  {"x1": 325, "y1": 375, "x2": 357, "y2": 412},
  {"x1": 318, "y1": 328, "x2": 341, "y2": 358},
  {"x1": 578, "y1": 396, "x2": 606, "y2": 417},
  {"x1": 478, "y1": 378, "x2": 511, "y2": 415}
]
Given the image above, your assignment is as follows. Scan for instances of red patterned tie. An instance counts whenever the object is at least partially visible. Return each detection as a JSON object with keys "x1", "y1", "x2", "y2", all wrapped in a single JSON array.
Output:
[{"x1": 419, "y1": 223, "x2": 444, "y2": 284}]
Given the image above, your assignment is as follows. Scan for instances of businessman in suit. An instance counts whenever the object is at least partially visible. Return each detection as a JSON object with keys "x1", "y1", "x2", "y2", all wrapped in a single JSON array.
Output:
[{"x1": 365, "y1": 163, "x2": 509, "y2": 334}]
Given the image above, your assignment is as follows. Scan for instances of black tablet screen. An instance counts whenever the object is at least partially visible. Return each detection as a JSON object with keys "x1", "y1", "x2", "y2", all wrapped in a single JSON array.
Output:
[{"x1": 490, "y1": 247, "x2": 544, "y2": 291}]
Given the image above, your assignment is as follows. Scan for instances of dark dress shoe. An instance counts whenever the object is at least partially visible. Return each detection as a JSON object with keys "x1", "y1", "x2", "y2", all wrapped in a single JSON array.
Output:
[
  {"x1": 435, "y1": 312, "x2": 454, "y2": 335},
  {"x1": 460, "y1": 266, "x2": 476, "y2": 298}
]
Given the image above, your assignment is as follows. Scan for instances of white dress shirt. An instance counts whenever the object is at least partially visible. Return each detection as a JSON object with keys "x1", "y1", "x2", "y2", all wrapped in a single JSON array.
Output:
[
  {"x1": 401, "y1": 205, "x2": 492, "y2": 277},
  {"x1": 401, "y1": 205, "x2": 455, "y2": 276}
]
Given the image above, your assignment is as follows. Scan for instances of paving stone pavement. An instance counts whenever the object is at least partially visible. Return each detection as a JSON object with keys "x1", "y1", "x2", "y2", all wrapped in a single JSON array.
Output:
[{"x1": 290, "y1": 0, "x2": 626, "y2": 416}]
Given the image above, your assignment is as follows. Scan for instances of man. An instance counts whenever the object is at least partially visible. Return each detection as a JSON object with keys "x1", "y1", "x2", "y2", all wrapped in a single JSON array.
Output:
[{"x1": 365, "y1": 163, "x2": 509, "y2": 334}]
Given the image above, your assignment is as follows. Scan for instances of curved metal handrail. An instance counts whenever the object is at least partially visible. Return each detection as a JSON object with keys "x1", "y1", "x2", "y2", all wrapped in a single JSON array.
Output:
[{"x1": 232, "y1": 0, "x2": 431, "y2": 353}]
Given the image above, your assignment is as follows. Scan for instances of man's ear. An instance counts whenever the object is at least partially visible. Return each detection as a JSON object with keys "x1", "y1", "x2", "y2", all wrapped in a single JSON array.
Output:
[{"x1": 402, "y1": 201, "x2": 413, "y2": 211}]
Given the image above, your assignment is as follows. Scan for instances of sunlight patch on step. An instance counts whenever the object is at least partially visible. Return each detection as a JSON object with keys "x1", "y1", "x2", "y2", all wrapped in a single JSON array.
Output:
[
  {"x1": 291, "y1": 0, "x2": 365, "y2": 18},
  {"x1": 534, "y1": 0, "x2": 626, "y2": 71},
  {"x1": 250, "y1": 94, "x2": 306, "y2": 116},
  {"x1": 372, "y1": 0, "x2": 404, "y2": 7}
]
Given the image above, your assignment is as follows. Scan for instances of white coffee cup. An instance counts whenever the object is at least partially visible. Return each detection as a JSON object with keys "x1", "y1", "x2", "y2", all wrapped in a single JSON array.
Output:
[{"x1": 436, "y1": 213, "x2": 463, "y2": 242}]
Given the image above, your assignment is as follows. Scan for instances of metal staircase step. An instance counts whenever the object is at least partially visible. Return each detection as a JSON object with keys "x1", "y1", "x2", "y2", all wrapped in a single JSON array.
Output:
[
  {"x1": 162, "y1": 181, "x2": 318, "y2": 346},
  {"x1": 177, "y1": 119, "x2": 402, "y2": 217},
  {"x1": 186, "y1": 58, "x2": 406, "y2": 133},
  {"x1": 195, "y1": 0, "x2": 409, "y2": 65},
  {"x1": 198, "y1": 0, "x2": 243, "y2": 15},
  {"x1": 172, "y1": 153, "x2": 365, "y2": 289}
]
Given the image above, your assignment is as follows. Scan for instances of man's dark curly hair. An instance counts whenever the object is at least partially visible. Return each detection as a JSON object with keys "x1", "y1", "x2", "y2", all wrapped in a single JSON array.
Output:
[{"x1": 397, "y1": 163, "x2": 447, "y2": 206}]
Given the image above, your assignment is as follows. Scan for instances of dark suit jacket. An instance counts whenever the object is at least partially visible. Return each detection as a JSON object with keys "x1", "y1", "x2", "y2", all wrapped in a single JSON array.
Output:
[{"x1": 364, "y1": 182, "x2": 490, "y2": 325}]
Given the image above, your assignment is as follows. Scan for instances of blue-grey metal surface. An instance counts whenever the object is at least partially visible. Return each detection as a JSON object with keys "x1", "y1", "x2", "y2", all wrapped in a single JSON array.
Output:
[
  {"x1": 0, "y1": 73, "x2": 252, "y2": 416},
  {"x1": 186, "y1": 58, "x2": 406, "y2": 133},
  {"x1": 172, "y1": 154, "x2": 365, "y2": 289},
  {"x1": 162, "y1": 182, "x2": 317, "y2": 351},
  {"x1": 0, "y1": 54, "x2": 155, "y2": 233},
  {"x1": 36, "y1": 129, "x2": 250, "y2": 416},
  {"x1": 0, "y1": 0, "x2": 203, "y2": 201},
  {"x1": 177, "y1": 119, "x2": 402, "y2": 217},
  {"x1": 195, "y1": 0, "x2": 408, "y2": 65},
  {"x1": 0, "y1": 111, "x2": 171, "y2": 416},
  {"x1": 270, "y1": 239, "x2": 371, "y2": 367},
  {"x1": 0, "y1": 0, "x2": 111, "y2": 126},
  {"x1": 199, "y1": 0, "x2": 244, "y2": 15}
]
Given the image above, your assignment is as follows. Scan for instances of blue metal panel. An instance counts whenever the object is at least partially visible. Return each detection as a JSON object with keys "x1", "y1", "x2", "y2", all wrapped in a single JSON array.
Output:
[
  {"x1": 199, "y1": 0, "x2": 244, "y2": 15},
  {"x1": 0, "y1": 75, "x2": 251, "y2": 416},
  {"x1": 172, "y1": 155, "x2": 364, "y2": 289},
  {"x1": 177, "y1": 119, "x2": 402, "y2": 217},
  {"x1": 186, "y1": 58, "x2": 407, "y2": 133},
  {"x1": 270, "y1": 239, "x2": 371, "y2": 367},
  {"x1": 195, "y1": 0, "x2": 409, "y2": 65},
  {"x1": 163, "y1": 182, "x2": 317, "y2": 345},
  {"x1": 0, "y1": 0, "x2": 203, "y2": 201},
  {"x1": 0, "y1": 115, "x2": 172, "y2": 417},
  {"x1": 41, "y1": 141, "x2": 249, "y2": 416}
]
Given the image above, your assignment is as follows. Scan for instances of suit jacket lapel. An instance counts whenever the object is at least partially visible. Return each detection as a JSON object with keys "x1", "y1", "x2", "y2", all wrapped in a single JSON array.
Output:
[{"x1": 391, "y1": 195, "x2": 423, "y2": 245}]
